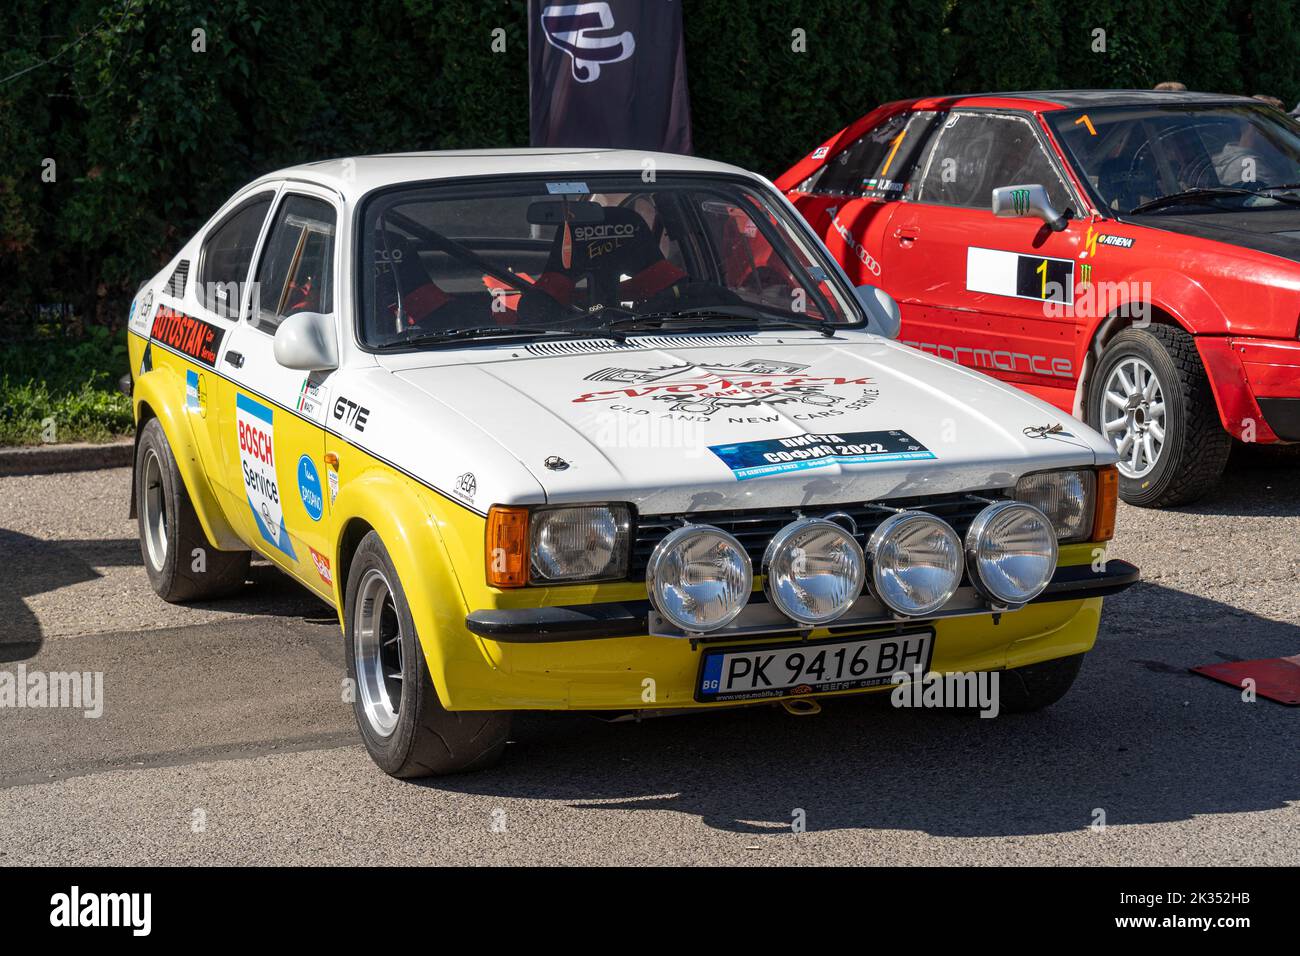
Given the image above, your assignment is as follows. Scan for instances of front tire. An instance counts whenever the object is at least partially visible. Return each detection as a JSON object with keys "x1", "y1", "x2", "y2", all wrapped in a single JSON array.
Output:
[
  {"x1": 344, "y1": 531, "x2": 511, "y2": 777},
  {"x1": 1000, "y1": 653, "x2": 1084, "y2": 713},
  {"x1": 1086, "y1": 324, "x2": 1230, "y2": 507},
  {"x1": 135, "y1": 418, "x2": 250, "y2": 602}
]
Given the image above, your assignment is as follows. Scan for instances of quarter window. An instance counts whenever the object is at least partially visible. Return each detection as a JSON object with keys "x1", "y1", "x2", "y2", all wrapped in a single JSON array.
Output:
[
  {"x1": 199, "y1": 193, "x2": 273, "y2": 319},
  {"x1": 912, "y1": 113, "x2": 1074, "y2": 213},
  {"x1": 250, "y1": 195, "x2": 337, "y2": 334},
  {"x1": 807, "y1": 112, "x2": 938, "y2": 199}
]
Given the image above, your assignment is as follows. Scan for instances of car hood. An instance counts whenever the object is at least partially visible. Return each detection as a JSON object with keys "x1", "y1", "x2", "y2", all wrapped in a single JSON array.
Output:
[
  {"x1": 380, "y1": 333, "x2": 1114, "y2": 515},
  {"x1": 1121, "y1": 207, "x2": 1300, "y2": 265}
]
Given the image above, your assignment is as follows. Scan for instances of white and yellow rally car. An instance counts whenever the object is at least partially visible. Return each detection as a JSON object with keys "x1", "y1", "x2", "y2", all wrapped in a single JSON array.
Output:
[{"x1": 125, "y1": 149, "x2": 1137, "y2": 776}]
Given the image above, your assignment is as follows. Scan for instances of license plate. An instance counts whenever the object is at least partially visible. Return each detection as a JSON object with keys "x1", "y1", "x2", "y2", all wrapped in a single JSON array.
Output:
[{"x1": 695, "y1": 630, "x2": 934, "y2": 703}]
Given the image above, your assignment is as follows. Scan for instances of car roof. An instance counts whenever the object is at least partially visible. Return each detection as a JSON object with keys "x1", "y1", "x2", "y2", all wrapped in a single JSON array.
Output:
[
  {"x1": 254, "y1": 148, "x2": 758, "y2": 201},
  {"x1": 914, "y1": 89, "x2": 1262, "y2": 112}
]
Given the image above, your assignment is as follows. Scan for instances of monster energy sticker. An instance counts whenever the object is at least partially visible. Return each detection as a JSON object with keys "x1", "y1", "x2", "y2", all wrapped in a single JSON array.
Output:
[
  {"x1": 236, "y1": 393, "x2": 295, "y2": 559},
  {"x1": 709, "y1": 430, "x2": 935, "y2": 481}
]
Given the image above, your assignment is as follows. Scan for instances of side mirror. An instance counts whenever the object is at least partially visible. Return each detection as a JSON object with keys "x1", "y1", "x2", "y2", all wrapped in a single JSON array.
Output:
[
  {"x1": 273, "y1": 311, "x2": 338, "y2": 371},
  {"x1": 991, "y1": 184, "x2": 1068, "y2": 232},
  {"x1": 854, "y1": 284, "x2": 902, "y2": 339}
]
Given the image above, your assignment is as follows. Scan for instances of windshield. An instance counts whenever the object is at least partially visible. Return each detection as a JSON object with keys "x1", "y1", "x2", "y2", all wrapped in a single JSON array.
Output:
[
  {"x1": 1047, "y1": 104, "x2": 1300, "y2": 214},
  {"x1": 357, "y1": 174, "x2": 860, "y2": 349}
]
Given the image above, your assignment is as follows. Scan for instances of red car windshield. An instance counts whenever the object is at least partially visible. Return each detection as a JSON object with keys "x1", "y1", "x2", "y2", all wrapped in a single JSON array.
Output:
[{"x1": 1049, "y1": 104, "x2": 1300, "y2": 214}]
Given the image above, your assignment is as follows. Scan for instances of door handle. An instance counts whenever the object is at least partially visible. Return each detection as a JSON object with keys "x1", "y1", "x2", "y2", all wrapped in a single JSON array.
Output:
[
  {"x1": 224, "y1": 350, "x2": 245, "y2": 369},
  {"x1": 894, "y1": 227, "x2": 919, "y2": 245}
]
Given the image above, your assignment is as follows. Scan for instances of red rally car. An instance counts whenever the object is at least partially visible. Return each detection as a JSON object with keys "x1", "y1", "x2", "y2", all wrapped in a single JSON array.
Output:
[{"x1": 777, "y1": 90, "x2": 1300, "y2": 507}]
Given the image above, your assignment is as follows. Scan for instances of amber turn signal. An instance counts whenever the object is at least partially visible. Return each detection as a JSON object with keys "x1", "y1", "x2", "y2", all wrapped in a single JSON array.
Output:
[
  {"x1": 486, "y1": 506, "x2": 530, "y2": 588},
  {"x1": 1092, "y1": 465, "x2": 1118, "y2": 542}
]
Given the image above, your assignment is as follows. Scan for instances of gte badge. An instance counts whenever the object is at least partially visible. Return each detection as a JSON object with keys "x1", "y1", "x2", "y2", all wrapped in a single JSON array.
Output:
[{"x1": 333, "y1": 396, "x2": 369, "y2": 432}]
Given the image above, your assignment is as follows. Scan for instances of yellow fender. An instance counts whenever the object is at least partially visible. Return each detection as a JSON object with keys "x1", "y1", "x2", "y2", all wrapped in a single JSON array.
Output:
[
  {"x1": 131, "y1": 367, "x2": 245, "y2": 551},
  {"x1": 329, "y1": 465, "x2": 487, "y2": 707}
]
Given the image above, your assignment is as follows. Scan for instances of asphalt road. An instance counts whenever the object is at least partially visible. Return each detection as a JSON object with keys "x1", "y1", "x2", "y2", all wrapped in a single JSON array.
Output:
[{"x1": 0, "y1": 455, "x2": 1297, "y2": 866}]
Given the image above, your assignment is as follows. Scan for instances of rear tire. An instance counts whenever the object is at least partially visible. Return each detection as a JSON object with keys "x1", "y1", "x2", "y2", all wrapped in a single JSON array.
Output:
[
  {"x1": 1000, "y1": 653, "x2": 1084, "y2": 713},
  {"x1": 1086, "y1": 324, "x2": 1230, "y2": 507},
  {"x1": 135, "y1": 418, "x2": 250, "y2": 602},
  {"x1": 344, "y1": 531, "x2": 511, "y2": 777}
]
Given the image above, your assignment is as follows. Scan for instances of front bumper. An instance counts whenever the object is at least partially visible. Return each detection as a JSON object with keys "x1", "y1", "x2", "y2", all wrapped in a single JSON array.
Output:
[
  {"x1": 466, "y1": 559, "x2": 1139, "y2": 642},
  {"x1": 1198, "y1": 336, "x2": 1300, "y2": 442}
]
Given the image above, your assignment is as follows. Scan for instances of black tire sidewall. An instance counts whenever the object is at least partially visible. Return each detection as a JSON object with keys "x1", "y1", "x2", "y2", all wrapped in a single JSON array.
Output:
[
  {"x1": 135, "y1": 418, "x2": 185, "y2": 595},
  {"x1": 343, "y1": 531, "x2": 427, "y2": 773}
]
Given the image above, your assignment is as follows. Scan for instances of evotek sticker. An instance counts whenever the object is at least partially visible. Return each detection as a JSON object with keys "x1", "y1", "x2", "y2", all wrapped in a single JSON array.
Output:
[
  {"x1": 572, "y1": 358, "x2": 880, "y2": 422},
  {"x1": 151, "y1": 305, "x2": 224, "y2": 367},
  {"x1": 709, "y1": 430, "x2": 935, "y2": 481},
  {"x1": 309, "y1": 547, "x2": 333, "y2": 586},
  {"x1": 966, "y1": 247, "x2": 1074, "y2": 305},
  {"x1": 236, "y1": 393, "x2": 295, "y2": 559},
  {"x1": 546, "y1": 181, "x2": 589, "y2": 195},
  {"x1": 297, "y1": 455, "x2": 324, "y2": 522}
]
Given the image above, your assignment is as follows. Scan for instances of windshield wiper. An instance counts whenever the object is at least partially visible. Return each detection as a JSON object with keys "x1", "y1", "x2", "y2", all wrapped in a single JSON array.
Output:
[
  {"x1": 602, "y1": 305, "x2": 839, "y2": 338},
  {"x1": 1129, "y1": 185, "x2": 1300, "y2": 214},
  {"x1": 372, "y1": 325, "x2": 626, "y2": 351}
]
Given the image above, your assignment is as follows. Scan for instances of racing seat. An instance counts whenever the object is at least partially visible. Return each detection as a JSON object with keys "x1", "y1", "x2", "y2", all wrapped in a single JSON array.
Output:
[
  {"x1": 522, "y1": 206, "x2": 687, "y2": 319},
  {"x1": 372, "y1": 230, "x2": 450, "y2": 335}
]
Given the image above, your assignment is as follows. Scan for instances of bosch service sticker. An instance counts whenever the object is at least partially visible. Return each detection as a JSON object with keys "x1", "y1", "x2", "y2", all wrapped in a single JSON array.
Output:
[
  {"x1": 709, "y1": 430, "x2": 935, "y2": 481},
  {"x1": 236, "y1": 393, "x2": 296, "y2": 558}
]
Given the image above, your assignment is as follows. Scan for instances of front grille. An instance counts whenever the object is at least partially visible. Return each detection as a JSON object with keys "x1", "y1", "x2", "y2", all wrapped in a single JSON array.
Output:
[{"x1": 629, "y1": 490, "x2": 1012, "y2": 578}]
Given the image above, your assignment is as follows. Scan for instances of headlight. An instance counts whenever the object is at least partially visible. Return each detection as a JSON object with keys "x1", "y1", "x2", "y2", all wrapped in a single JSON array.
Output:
[
  {"x1": 965, "y1": 501, "x2": 1058, "y2": 605},
  {"x1": 1015, "y1": 469, "x2": 1096, "y2": 542},
  {"x1": 529, "y1": 505, "x2": 631, "y2": 583},
  {"x1": 866, "y1": 512, "x2": 963, "y2": 617},
  {"x1": 647, "y1": 525, "x2": 753, "y2": 633},
  {"x1": 762, "y1": 518, "x2": 865, "y2": 625}
]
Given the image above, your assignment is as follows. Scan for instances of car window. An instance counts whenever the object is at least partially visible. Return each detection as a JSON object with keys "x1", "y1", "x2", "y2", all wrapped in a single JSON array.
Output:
[
  {"x1": 199, "y1": 193, "x2": 273, "y2": 319},
  {"x1": 911, "y1": 113, "x2": 1073, "y2": 213},
  {"x1": 250, "y1": 195, "x2": 337, "y2": 334},
  {"x1": 1048, "y1": 104, "x2": 1300, "y2": 213},
  {"x1": 806, "y1": 112, "x2": 938, "y2": 200},
  {"x1": 357, "y1": 175, "x2": 860, "y2": 349}
]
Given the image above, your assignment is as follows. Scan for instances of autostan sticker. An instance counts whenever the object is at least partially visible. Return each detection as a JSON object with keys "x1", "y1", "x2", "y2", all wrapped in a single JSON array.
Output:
[
  {"x1": 709, "y1": 430, "x2": 935, "y2": 481},
  {"x1": 150, "y1": 305, "x2": 224, "y2": 367},
  {"x1": 572, "y1": 358, "x2": 880, "y2": 423},
  {"x1": 236, "y1": 393, "x2": 296, "y2": 558}
]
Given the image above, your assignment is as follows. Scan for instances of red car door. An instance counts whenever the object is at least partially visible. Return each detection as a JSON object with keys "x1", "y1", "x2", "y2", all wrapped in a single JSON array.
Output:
[
  {"x1": 881, "y1": 110, "x2": 1089, "y2": 411},
  {"x1": 785, "y1": 110, "x2": 940, "y2": 290}
]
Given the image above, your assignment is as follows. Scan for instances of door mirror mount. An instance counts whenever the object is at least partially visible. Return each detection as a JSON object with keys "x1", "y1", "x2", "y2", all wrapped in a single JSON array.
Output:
[
  {"x1": 854, "y1": 284, "x2": 902, "y2": 339},
  {"x1": 992, "y1": 184, "x2": 1068, "y2": 232},
  {"x1": 273, "y1": 311, "x2": 338, "y2": 371}
]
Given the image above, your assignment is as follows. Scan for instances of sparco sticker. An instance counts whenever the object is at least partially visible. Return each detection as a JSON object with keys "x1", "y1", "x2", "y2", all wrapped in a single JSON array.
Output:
[
  {"x1": 709, "y1": 430, "x2": 935, "y2": 481},
  {"x1": 236, "y1": 393, "x2": 295, "y2": 558}
]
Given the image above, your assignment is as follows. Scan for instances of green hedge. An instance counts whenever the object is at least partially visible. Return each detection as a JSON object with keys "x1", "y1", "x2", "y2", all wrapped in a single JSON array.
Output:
[{"x1": 2, "y1": 0, "x2": 1298, "y2": 336}]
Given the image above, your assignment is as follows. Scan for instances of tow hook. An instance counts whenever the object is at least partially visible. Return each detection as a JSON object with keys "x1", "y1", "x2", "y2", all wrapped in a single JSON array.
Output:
[{"x1": 780, "y1": 698, "x2": 822, "y2": 716}]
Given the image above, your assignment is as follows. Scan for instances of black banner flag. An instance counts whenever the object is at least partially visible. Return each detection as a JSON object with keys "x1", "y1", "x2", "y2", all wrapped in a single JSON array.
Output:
[{"x1": 529, "y1": 1, "x2": 693, "y2": 153}]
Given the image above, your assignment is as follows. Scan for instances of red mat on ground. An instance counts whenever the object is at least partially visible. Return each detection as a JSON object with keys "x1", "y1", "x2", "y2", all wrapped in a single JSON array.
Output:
[{"x1": 1191, "y1": 655, "x2": 1300, "y2": 705}]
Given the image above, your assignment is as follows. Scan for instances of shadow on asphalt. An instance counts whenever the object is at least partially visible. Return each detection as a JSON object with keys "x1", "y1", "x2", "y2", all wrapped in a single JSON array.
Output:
[
  {"x1": 1171, "y1": 445, "x2": 1300, "y2": 518},
  {"x1": 418, "y1": 578, "x2": 1300, "y2": 837},
  {"x1": 0, "y1": 530, "x2": 331, "y2": 661}
]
